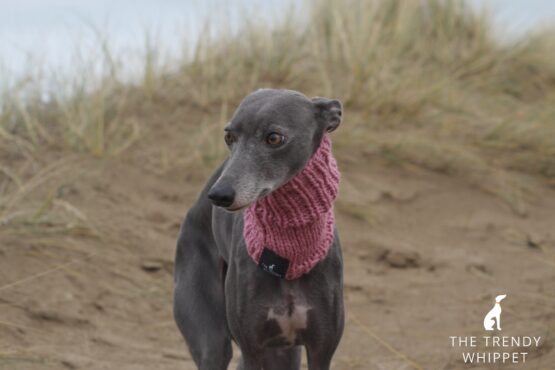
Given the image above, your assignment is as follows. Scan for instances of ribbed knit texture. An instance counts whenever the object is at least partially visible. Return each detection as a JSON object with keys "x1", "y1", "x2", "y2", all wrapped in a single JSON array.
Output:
[{"x1": 243, "y1": 135, "x2": 340, "y2": 279}]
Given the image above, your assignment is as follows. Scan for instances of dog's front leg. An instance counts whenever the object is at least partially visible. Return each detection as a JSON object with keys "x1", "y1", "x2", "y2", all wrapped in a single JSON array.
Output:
[
  {"x1": 174, "y1": 210, "x2": 233, "y2": 370},
  {"x1": 236, "y1": 353, "x2": 262, "y2": 370},
  {"x1": 306, "y1": 332, "x2": 342, "y2": 370},
  {"x1": 306, "y1": 348, "x2": 334, "y2": 370}
]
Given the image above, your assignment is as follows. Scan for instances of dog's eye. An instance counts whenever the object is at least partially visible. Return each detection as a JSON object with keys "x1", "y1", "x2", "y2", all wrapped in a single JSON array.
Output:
[
  {"x1": 266, "y1": 133, "x2": 285, "y2": 146},
  {"x1": 224, "y1": 132, "x2": 235, "y2": 146}
]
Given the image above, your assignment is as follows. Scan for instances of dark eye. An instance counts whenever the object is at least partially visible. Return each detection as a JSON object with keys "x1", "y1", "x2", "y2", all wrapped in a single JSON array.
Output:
[
  {"x1": 266, "y1": 132, "x2": 285, "y2": 146},
  {"x1": 224, "y1": 132, "x2": 235, "y2": 146}
]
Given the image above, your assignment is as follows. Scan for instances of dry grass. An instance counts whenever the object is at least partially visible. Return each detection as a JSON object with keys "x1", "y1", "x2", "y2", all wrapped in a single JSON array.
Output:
[
  {"x1": 0, "y1": 156, "x2": 94, "y2": 235},
  {"x1": 1, "y1": 0, "x2": 555, "y2": 233}
]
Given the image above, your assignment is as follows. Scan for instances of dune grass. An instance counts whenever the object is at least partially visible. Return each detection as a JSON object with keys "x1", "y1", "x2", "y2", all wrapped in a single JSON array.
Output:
[{"x1": 1, "y1": 0, "x2": 555, "y2": 231}]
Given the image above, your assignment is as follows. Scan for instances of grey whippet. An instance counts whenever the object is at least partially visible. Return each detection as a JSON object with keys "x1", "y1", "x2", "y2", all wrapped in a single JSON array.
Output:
[{"x1": 173, "y1": 89, "x2": 344, "y2": 370}]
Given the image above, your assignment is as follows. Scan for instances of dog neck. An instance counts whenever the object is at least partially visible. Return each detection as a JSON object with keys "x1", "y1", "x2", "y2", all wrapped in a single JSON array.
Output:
[{"x1": 243, "y1": 135, "x2": 340, "y2": 280}]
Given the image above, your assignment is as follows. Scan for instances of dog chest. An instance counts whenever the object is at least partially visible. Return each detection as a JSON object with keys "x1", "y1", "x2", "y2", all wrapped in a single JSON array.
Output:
[{"x1": 254, "y1": 291, "x2": 313, "y2": 347}]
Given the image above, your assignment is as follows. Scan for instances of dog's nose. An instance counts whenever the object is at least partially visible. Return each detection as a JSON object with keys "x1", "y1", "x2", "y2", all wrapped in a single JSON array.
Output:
[{"x1": 207, "y1": 184, "x2": 236, "y2": 208}]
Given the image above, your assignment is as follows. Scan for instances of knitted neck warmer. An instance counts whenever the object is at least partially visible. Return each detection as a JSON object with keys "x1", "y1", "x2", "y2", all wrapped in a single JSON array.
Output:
[{"x1": 243, "y1": 135, "x2": 340, "y2": 280}]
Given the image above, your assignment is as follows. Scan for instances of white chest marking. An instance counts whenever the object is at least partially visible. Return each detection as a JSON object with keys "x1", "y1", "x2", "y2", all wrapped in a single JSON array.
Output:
[{"x1": 267, "y1": 305, "x2": 311, "y2": 344}]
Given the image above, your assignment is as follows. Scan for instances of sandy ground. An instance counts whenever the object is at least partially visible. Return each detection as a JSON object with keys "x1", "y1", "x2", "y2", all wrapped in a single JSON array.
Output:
[{"x1": 1, "y1": 112, "x2": 555, "y2": 370}]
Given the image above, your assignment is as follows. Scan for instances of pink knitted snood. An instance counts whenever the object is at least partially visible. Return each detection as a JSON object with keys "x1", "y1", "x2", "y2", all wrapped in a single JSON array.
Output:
[{"x1": 243, "y1": 134, "x2": 340, "y2": 280}]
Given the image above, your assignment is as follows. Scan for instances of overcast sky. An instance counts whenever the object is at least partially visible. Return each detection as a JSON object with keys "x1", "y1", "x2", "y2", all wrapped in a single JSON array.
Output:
[{"x1": 1, "y1": 0, "x2": 555, "y2": 80}]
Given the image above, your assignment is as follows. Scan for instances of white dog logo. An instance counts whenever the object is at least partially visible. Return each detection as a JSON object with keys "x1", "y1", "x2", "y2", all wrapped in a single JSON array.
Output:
[{"x1": 483, "y1": 294, "x2": 507, "y2": 331}]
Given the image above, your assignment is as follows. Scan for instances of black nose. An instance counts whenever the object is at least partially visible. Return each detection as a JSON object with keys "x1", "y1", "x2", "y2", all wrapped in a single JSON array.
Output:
[{"x1": 207, "y1": 184, "x2": 236, "y2": 208}]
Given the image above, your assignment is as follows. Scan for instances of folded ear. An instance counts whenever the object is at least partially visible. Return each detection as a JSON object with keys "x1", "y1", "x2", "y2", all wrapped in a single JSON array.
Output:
[{"x1": 312, "y1": 97, "x2": 342, "y2": 133}]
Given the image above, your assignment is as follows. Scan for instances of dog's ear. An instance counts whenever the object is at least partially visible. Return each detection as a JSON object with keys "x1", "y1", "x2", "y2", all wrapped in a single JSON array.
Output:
[{"x1": 312, "y1": 97, "x2": 342, "y2": 133}]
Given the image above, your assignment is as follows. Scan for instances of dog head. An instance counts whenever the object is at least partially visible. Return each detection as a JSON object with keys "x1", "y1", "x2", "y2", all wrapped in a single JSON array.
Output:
[{"x1": 207, "y1": 89, "x2": 342, "y2": 211}]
